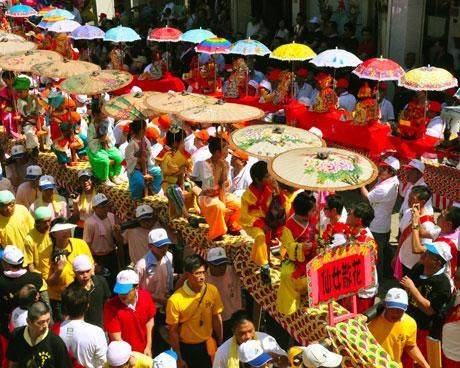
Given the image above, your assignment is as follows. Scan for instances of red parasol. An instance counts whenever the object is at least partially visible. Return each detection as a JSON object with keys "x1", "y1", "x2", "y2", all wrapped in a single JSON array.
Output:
[
  {"x1": 147, "y1": 26, "x2": 182, "y2": 42},
  {"x1": 352, "y1": 56, "x2": 405, "y2": 81}
]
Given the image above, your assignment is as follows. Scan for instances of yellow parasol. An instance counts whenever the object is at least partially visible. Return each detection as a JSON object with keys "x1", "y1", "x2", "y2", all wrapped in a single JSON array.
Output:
[
  {"x1": 31, "y1": 60, "x2": 101, "y2": 79},
  {"x1": 145, "y1": 91, "x2": 218, "y2": 115},
  {"x1": 230, "y1": 124, "x2": 325, "y2": 160},
  {"x1": 177, "y1": 100, "x2": 265, "y2": 124},
  {"x1": 60, "y1": 70, "x2": 133, "y2": 95},
  {"x1": 399, "y1": 65, "x2": 458, "y2": 91},
  {"x1": 0, "y1": 50, "x2": 63, "y2": 72},
  {"x1": 270, "y1": 41, "x2": 316, "y2": 61},
  {"x1": 269, "y1": 147, "x2": 378, "y2": 192},
  {"x1": 102, "y1": 91, "x2": 160, "y2": 120},
  {"x1": 0, "y1": 40, "x2": 36, "y2": 56}
]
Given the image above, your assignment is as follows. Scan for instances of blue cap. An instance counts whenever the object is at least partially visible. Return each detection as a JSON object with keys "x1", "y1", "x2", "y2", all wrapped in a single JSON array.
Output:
[
  {"x1": 425, "y1": 242, "x2": 440, "y2": 256},
  {"x1": 247, "y1": 352, "x2": 273, "y2": 367},
  {"x1": 113, "y1": 269, "x2": 139, "y2": 294}
]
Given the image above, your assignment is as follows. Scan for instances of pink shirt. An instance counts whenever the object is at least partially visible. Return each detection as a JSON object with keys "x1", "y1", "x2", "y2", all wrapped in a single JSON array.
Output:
[
  {"x1": 29, "y1": 194, "x2": 68, "y2": 221},
  {"x1": 122, "y1": 227, "x2": 152, "y2": 264},
  {"x1": 16, "y1": 181, "x2": 38, "y2": 209},
  {"x1": 83, "y1": 213, "x2": 116, "y2": 255},
  {"x1": 207, "y1": 266, "x2": 242, "y2": 321}
]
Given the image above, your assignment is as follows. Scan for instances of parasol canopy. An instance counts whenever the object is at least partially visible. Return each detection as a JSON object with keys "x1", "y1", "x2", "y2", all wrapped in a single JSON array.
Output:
[
  {"x1": 104, "y1": 26, "x2": 141, "y2": 43},
  {"x1": 269, "y1": 147, "x2": 378, "y2": 191},
  {"x1": 195, "y1": 37, "x2": 231, "y2": 55},
  {"x1": 398, "y1": 65, "x2": 458, "y2": 91},
  {"x1": 0, "y1": 31, "x2": 25, "y2": 41},
  {"x1": 6, "y1": 4, "x2": 37, "y2": 17},
  {"x1": 270, "y1": 41, "x2": 316, "y2": 61},
  {"x1": 148, "y1": 26, "x2": 182, "y2": 42},
  {"x1": 102, "y1": 91, "x2": 160, "y2": 120},
  {"x1": 47, "y1": 20, "x2": 81, "y2": 33},
  {"x1": 177, "y1": 100, "x2": 265, "y2": 124},
  {"x1": 60, "y1": 70, "x2": 133, "y2": 95},
  {"x1": 42, "y1": 8, "x2": 75, "y2": 22},
  {"x1": 310, "y1": 47, "x2": 362, "y2": 68},
  {"x1": 180, "y1": 28, "x2": 215, "y2": 44},
  {"x1": 0, "y1": 50, "x2": 62, "y2": 72},
  {"x1": 352, "y1": 56, "x2": 405, "y2": 81},
  {"x1": 70, "y1": 25, "x2": 105, "y2": 40},
  {"x1": 31, "y1": 60, "x2": 101, "y2": 79},
  {"x1": 38, "y1": 6, "x2": 56, "y2": 16},
  {"x1": 145, "y1": 91, "x2": 218, "y2": 115},
  {"x1": 0, "y1": 40, "x2": 36, "y2": 56},
  {"x1": 230, "y1": 124, "x2": 325, "y2": 160},
  {"x1": 230, "y1": 38, "x2": 271, "y2": 57}
]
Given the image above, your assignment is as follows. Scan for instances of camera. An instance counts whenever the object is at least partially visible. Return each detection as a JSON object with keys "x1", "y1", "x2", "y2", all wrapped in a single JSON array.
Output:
[{"x1": 51, "y1": 248, "x2": 70, "y2": 263}]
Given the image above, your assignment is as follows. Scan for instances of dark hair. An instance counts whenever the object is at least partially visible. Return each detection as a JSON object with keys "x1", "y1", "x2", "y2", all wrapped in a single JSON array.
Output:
[
  {"x1": 344, "y1": 22, "x2": 356, "y2": 34},
  {"x1": 208, "y1": 137, "x2": 226, "y2": 155},
  {"x1": 17, "y1": 284, "x2": 38, "y2": 310},
  {"x1": 351, "y1": 202, "x2": 374, "y2": 227},
  {"x1": 166, "y1": 129, "x2": 184, "y2": 146},
  {"x1": 61, "y1": 286, "x2": 89, "y2": 318},
  {"x1": 183, "y1": 254, "x2": 207, "y2": 273},
  {"x1": 362, "y1": 26, "x2": 371, "y2": 34},
  {"x1": 329, "y1": 21, "x2": 337, "y2": 31},
  {"x1": 326, "y1": 195, "x2": 344, "y2": 214},
  {"x1": 130, "y1": 119, "x2": 146, "y2": 135},
  {"x1": 27, "y1": 301, "x2": 50, "y2": 322},
  {"x1": 411, "y1": 185, "x2": 432, "y2": 203},
  {"x1": 250, "y1": 161, "x2": 268, "y2": 183},
  {"x1": 445, "y1": 206, "x2": 460, "y2": 229},
  {"x1": 293, "y1": 191, "x2": 315, "y2": 216},
  {"x1": 230, "y1": 310, "x2": 253, "y2": 331}
]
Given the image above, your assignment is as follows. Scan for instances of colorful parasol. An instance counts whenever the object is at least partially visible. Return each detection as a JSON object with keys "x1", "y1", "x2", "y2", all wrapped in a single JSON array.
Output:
[
  {"x1": 230, "y1": 38, "x2": 271, "y2": 57},
  {"x1": 269, "y1": 147, "x2": 378, "y2": 191},
  {"x1": 102, "y1": 91, "x2": 160, "y2": 120},
  {"x1": 70, "y1": 25, "x2": 105, "y2": 40},
  {"x1": 230, "y1": 124, "x2": 325, "y2": 160},
  {"x1": 147, "y1": 26, "x2": 182, "y2": 42},
  {"x1": 6, "y1": 4, "x2": 37, "y2": 18},
  {"x1": 31, "y1": 60, "x2": 101, "y2": 79},
  {"x1": 195, "y1": 37, "x2": 231, "y2": 55},
  {"x1": 0, "y1": 40, "x2": 36, "y2": 56},
  {"x1": 180, "y1": 28, "x2": 215, "y2": 44},
  {"x1": 310, "y1": 47, "x2": 362, "y2": 68},
  {"x1": 145, "y1": 91, "x2": 218, "y2": 115},
  {"x1": 47, "y1": 20, "x2": 81, "y2": 33},
  {"x1": 177, "y1": 100, "x2": 265, "y2": 124},
  {"x1": 352, "y1": 56, "x2": 405, "y2": 81},
  {"x1": 399, "y1": 65, "x2": 458, "y2": 91},
  {"x1": 38, "y1": 6, "x2": 55, "y2": 16},
  {"x1": 60, "y1": 70, "x2": 133, "y2": 95},
  {"x1": 0, "y1": 31, "x2": 25, "y2": 41},
  {"x1": 42, "y1": 8, "x2": 75, "y2": 22},
  {"x1": 104, "y1": 26, "x2": 141, "y2": 43},
  {"x1": 0, "y1": 50, "x2": 62, "y2": 72},
  {"x1": 37, "y1": 20, "x2": 57, "y2": 29},
  {"x1": 270, "y1": 41, "x2": 316, "y2": 61}
]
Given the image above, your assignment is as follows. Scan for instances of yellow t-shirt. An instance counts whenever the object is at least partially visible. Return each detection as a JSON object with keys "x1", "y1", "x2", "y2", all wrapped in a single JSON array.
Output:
[
  {"x1": 166, "y1": 281, "x2": 223, "y2": 344},
  {"x1": 0, "y1": 204, "x2": 34, "y2": 251},
  {"x1": 368, "y1": 313, "x2": 417, "y2": 366},
  {"x1": 23, "y1": 227, "x2": 52, "y2": 292},
  {"x1": 103, "y1": 352, "x2": 152, "y2": 368}
]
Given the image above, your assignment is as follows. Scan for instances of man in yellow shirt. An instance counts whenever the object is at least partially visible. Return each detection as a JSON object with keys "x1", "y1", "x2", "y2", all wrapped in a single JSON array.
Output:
[
  {"x1": 105, "y1": 340, "x2": 155, "y2": 368},
  {"x1": 368, "y1": 288, "x2": 429, "y2": 368},
  {"x1": 0, "y1": 190, "x2": 34, "y2": 251},
  {"x1": 166, "y1": 254, "x2": 223, "y2": 368}
]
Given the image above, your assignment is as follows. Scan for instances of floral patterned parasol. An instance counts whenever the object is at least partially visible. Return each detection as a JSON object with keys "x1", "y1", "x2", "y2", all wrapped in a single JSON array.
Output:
[
  {"x1": 31, "y1": 60, "x2": 100, "y2": 79},
  {"x1": 102, "y1": 91, "x2": 160, "y2": 120},
  {"x1": 60, "y1": 70, "x2": 133, "y2": 95},
  {"x1": 0, "y1": 50, "x2": 62, "y2": 72},
  {"x1": 0, "y1": 31, "x2": 25, "y2": 41},
  {"x1": 399, "y1": 65, "x2": 458, "y2": 91},
  {"x1": 145, "y1": 91, "x2": 218, "y2": 115},
  {"x1": 0, "y1": 40, "x2": 36, "y2": 56},
  {"x1": 352, "y1": 56, "x2": 405, "y2": 81},
  {"x1": 230, "y1": 124, "x2": 325, "y2": 160},
  {"x1": 269, "y1": 147, "x2": 378, "y2": 191}
]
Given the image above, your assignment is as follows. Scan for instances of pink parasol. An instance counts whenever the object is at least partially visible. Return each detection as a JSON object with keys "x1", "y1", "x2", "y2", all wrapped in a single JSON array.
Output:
[
  {"x1": 352, "y1": 56, "x2": 405, "y2": 81},
  {"x1": 147, "y1": 26, "x2": 182, "y2": 42}
]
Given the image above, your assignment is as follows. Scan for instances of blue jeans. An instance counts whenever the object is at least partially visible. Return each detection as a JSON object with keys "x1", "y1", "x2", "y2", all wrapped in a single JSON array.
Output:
[{"x1": 129, "y1": 166, "x2": 163, "y2": 199}]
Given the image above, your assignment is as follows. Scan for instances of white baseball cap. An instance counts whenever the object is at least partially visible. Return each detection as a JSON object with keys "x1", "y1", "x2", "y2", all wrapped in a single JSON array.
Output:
[
  {"x1": 114, "y1": 269, "x2": 139, "y2": 294},
  {"x1": 92, "y1": 193, "x2": 109, "y2": 207},
  {"x1": 308, "y1": 127, "x2": 323, "y2": 139},
  {"x1": 302, "y1": 344, "x2": 343, "y2": 368},
  {"x1": 148, "y1": 228, "x2": 172, "y2": 248},
  {"x1": 38, "y1": 175, "x2": 56, "y2": 190},
  {"x1": 380, "y1": 156, "x2": 400, "y2": 171},
  {"x1": 384, "y1": 288, "x2": 408, "y2": 311},
  {"x1": 207, "y1": 247, "x2": 230, "y2": 265},
  {"x1": 153, "y1": 350, "x2": 178, "y2": 368},
  {"x1": 403, "y1": 159, "x2": 425, "y2": 173},
  {"x1": 130, "y1": 86, "x2": 143, "y2": 95},
  {"x1": 424, "y1": 240, "x2": 452, "y2": 262},
  {"x1": 77, "y1": 169, "x2": 93, "y2": 179},
  {"x1": 75, "y1": 94, "x2": 88, "y2": 104},
  {"x1": 248, "y1": 80, "x2": 259, "y2": 89},
  {"x1": 49, "y1": 222, "x2": 77, "y2": 233},
  {"x1": 238, "y1": 340, "x2": 273, "y2": 367},
  {"x1": 72, "y1": 254, "x2": 93, "y2": 272},
  {"x1": 135, "y1": 204, "x2": 154, "y2": 219},
  {"x1": 25, "y1": 165, "x2": 42, "y2": 180},
  {"x1": 330, "y1": 233, "x2": 347, "y2": 248},
  {"x1": 259, "y1": 80, "x2": 272, "y2": 92},
  {"x1": 2, "y1": 245, "x2": 24, "y2": 265},
  {"x1": 107, "y1": 341, "x2": 132, "y2": 366},
  {"x1": 11, "y1": 145, "x2": 26, "y2": 158}
]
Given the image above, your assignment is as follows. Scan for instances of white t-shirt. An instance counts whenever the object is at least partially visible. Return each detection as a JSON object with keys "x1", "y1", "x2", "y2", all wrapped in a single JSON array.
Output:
[
  {"x1": 213, "y1": 332, "x2": 286, "y2": 368},
  {"x1": 10, "y1": 307, "x2": 28, "y2": 329},
  {"x1": 338, "y1": 92, "x2": 357, "y2": 112},
  {"x1": 230, "y1": 161, "x2": 254, "y2": 198},
  {"x1": 379, "y1": 98, "x2": 395, "y2": 122},
  {"x1": 368, "y1": 176, "x2": 399, "y2": 233},
  {"x1": 442, "y1": 291, "x2": 460, "y2": 362},
  {"x1": 58, "y1": 319, "x2": 107, "y2": 368},
  {"x1": 399, "y1": 177, "x2": 433, "y2": 216}
]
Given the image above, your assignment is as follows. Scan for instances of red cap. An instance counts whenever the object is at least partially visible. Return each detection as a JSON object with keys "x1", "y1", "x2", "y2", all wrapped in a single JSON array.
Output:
[
  {"x1": 99, "y1": 13, "x2": 107, "y2": 19},
  {"x1": 379, "y1": 82, "x2": 388, "y2": 90},
  {"x1": 267, "y1": 69, "x2": 281, "y2": 82},
  {"x1": 194, "y1": 129, "x2": 210, "y2": 142},
  {"x1": 296, "y1": 68, "x2": 309, "y2": 78},
  {"x1": 335, "y1": 78, "x2": 349, "y2": 89},
  {"x1": 445, "y1": 88, "x2": 456, "y2": 96},
  {"x1": 157, "y1": 115, "x2": 171, "y2": 130},
  {"x1": 146, "y1": 124, "x2": 160, "y2": 140},
  {"x1": 428, "y1": 101, "x2": 442, "y2": 113}
]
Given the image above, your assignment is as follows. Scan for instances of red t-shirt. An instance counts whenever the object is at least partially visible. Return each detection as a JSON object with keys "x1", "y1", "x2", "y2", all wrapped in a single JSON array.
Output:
[{"x1": 103, "y1": 289, "x2": 156, "y2": 352}]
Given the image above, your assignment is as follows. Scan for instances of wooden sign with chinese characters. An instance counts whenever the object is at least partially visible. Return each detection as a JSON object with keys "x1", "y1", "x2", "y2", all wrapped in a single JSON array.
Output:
[{"x1": 306, "y1": 243, "x2": 376, "y2": 306}]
